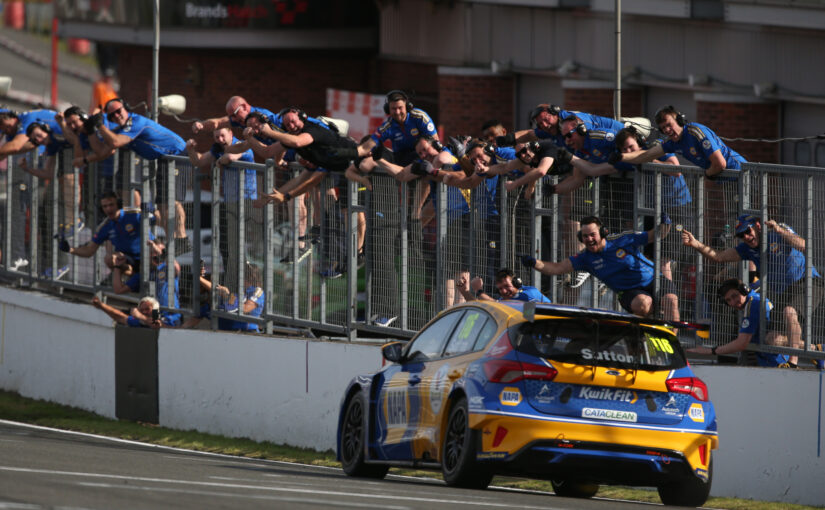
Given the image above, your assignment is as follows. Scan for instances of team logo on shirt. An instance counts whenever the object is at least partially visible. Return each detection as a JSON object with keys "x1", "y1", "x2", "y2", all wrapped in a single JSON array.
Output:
[
  {"x1": 158, "y1": 271, "x2": 166, "y2": 280},
  {"x1": 689, "y1": 148, "x2": 698, "y2": 156},
  {"x1": 615, "y1": 248, "x2": 627, "y2": 259},
  {"x1": 605, "y1": 132, "x2": 615, "y2": 142},
  {"x1": 410, "y1": 128, "x2": 419, "y2": 136},
  {"x1": 702, "y1": 139, "x2": 712, "y2": 150},
  {"x1": 125, "y1": 224, "x2": 134, "y2": 232},
  {"x1": 592, "y1": 149, "x2": 602, "y2": 158},
  {"x1": 770, "y1": 242, "x2": 779, "y2": 253},
  {"x1": 741, "y1": 319, "x2": 750, "y2": 329},
  {"x1": 427, "y1": 122, "x2": 435, "y2": 132}
]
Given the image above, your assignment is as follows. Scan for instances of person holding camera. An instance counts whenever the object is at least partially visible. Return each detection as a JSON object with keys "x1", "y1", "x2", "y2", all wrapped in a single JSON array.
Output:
[{"x1": 91, "y1": 295, "x2": 164, "y2": 329}]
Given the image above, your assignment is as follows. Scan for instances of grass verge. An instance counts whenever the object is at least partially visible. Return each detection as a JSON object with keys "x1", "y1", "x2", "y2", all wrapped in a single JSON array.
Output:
[{"x1": 0, "y1": 390, "x2": 818, "y2": 510}]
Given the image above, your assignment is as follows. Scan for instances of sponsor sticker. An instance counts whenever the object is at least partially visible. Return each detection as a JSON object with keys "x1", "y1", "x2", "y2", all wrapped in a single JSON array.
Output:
[
  {"x1": 688, "y1": 403, "x2": 705, "y2": 423},
  {"x1": 430, "y1": 364, "x2": 449, "y2": 414},
  {"x1": 427, "y1": 122, "x2": 435, "y2": 132},
  {"x1": 741, "y1": 319, "x2": 750, "y2": 329},
  {"x1": 385, "y1": 388, "x2": 407, "y2": 427},
  {"x1": 615, "y1": 248, "x2": 626, "y2": 259},
  {"x1": 410, "y1": 128, "x2": 419, "y2": 137},
  {"x1": 605, "y1": 132, "x2": 615, "y2": 142},
  {"x1": 535, "y1": 384, "x2": 554, "y2": 404},
  {"x1": 662, "y1": 395, "x2": 680, "y2": 415},
  {"x1": 702, "y1": 139, "x2": 712, "y2": 150},
  {"x1": 689, "y1": 147, "x2": 698, "y2": 156},
  {"x1": 500, "y1": 387, "x2": 522, "y2": 406},
  {"x1": 582, "y1": 407, "x2": 638, "y2": 422},
  {"x1": 125, "y1": 224, "x2": 134, "y2": 232},
  {"x1": 579, "y1": 386, "x2": 638, "y2": 404}
]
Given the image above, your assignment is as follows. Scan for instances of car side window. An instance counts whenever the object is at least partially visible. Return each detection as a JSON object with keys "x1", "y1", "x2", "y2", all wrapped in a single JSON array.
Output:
[
  {"x1": 444, "y1": 310, "x2": 493, "y2": 357},
  {"x1": 405, "y1": 311, "x2": 463, "y2": 362}
]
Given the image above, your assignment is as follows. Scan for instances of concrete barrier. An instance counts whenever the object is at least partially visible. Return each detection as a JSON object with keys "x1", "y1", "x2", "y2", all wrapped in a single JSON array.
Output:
[{"x1": 0, "y1": 286, "x2": 822, "y2": 505}]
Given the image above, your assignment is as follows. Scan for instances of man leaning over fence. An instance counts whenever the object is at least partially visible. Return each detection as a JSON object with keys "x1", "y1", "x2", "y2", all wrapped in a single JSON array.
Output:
[{"x1": 681, "y1": 214, "x2": 823, "y2": 366}]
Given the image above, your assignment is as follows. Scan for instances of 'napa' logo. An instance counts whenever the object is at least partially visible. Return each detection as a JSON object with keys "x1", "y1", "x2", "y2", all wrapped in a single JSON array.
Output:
[
  {"x1": 500, "y1": 387, "x2": 522, "y2": 406},
  {"x1": 688, "y1": 403, "x2": 705, "y2": 423},
  {"x1": 615, "y1": 248, "x2": 626, "y2": 259}
]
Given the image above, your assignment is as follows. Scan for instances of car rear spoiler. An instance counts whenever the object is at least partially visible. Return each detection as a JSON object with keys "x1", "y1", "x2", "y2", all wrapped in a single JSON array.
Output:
[{"x1": 522, "y1": 302, "x2": 710, "y2": 339}]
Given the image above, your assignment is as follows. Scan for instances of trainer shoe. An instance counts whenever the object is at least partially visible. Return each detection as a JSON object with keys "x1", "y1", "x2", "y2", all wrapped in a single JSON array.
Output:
[
  {"x1": 357, "y1": 250, "x2": 366, "y2": 269},
  {"x1": 10, "y1": 258, "x2": 28, "y2": 271},
  {"x1": 569, "y1": 271, "x2": 591, "y2": 289},
  {"x1": 43, "y1": 265, "x2": 70, "y2": 280},
  {"x1": 320, "y1": 266, "x2": 343, "y2": 279},
  {"x1": 373, "y1": 315, "x2": 397, "y2": 327},
  {"x1": 280, "y1": 245, "x2": 312, "y2": 264},
  {"x1": 62, "y1": 218, "x2": 85, "y2": 238}
]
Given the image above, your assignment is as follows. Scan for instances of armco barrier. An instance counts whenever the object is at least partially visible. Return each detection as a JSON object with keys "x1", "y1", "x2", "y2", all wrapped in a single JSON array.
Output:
[{"x1": 0, "y1": 286, "x2": 822, "y2": 505}]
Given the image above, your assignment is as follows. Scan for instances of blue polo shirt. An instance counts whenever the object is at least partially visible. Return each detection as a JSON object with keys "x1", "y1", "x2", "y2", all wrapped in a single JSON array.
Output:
[
  {"x1": 371, "y1": 108, "x2": 437, "y2": 154},
  {"x1": 218, "y1": 285, "x2": 265, "y2": 332},
  {"x1": 734, "y1": 226, "x2": 820, "y2": 295},
  {"x1": 739, "y1": 291, "x2": 786, "y2": 366},
  {"x1": 110, "y1": 113, "x2": 187, "y2": 160},
  {"x1": 91, "y1": 208, "x2": 154, "y2": 259},
  {"x1": 570, "y1": 232, "x2": 654, "y2": 291},
  {"x1": 210, "y1": 137, "x2": 257, "y2": 200},
  {"x1": 660, "y1": 122, "x2": 745, "y2": 171},
  {"x1": 506, "y1": 285, "x2": 552, "y2": 303},
  {"x1": 536, "y1": 110, "x2": 625, "y2": 148}
]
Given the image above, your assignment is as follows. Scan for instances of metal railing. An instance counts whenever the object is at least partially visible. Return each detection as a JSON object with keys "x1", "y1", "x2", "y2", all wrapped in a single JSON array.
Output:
[{"x1": 1, "y1": 147, "x2": 823, "y2": 363}]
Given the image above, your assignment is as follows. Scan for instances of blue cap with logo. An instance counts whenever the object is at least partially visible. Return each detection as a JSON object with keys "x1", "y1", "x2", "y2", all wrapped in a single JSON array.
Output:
[{"x1": 735, "y1": 214, "x2": 759, "y2": 236}]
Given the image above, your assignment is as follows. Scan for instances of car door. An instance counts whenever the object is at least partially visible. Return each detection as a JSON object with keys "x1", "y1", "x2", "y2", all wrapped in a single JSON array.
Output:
[{"x1": 375, "y1": 310, "x2": 464, "y2": 460}]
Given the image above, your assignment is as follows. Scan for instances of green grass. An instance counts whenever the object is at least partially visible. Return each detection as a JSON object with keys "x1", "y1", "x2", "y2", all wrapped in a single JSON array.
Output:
[{"x1": 0, "y1": 390, "x2": 819, "y2": 509}]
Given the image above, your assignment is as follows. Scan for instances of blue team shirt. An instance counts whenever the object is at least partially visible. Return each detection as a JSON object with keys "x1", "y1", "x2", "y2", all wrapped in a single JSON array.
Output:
[
  {"x1": 734, "y1": 226, "x2": 820, "y2": 295},
  {"x1": 739, "y1": 291, "x2": 786, "y2": 367},
  {"x1": 91, "y1": 208, "x2": 154, "y2": 258},
  {"x1": 218, "y1": 285, "x2": 265, "y2": 332},
  {"x1": 660, "y1": 122, "x2": 745, "y2": 171},
  {"x1": 505, "y1": 285, "x2": 552, "y2": 303},
  {"x1": 110, "y1": 113, "x2": 186, "y2": 160},
  {"x1": 494, "y1": 146, "x2": 517, "y2": 162},
  {"x1": 570, "y1": 129, "x2": 619, "y2": 164},
  {"x1": 570, "y1": 232, "x2": 655, "y2": 291},
  {"x1": 210, "y1": 136, "x2": 257, "y2": 200},
  {"x1": 154, "y1": 262, "x2": 182, "y2": 326},
  {"x1": 535, "y1": 110, "x2": 625, "y2": 148},
  {"x1": 371, "y1": 108, "x2": 437, "y2": 154},
  {"x1": 17, "y1": 110, "x2": 70, "y2": 156}
]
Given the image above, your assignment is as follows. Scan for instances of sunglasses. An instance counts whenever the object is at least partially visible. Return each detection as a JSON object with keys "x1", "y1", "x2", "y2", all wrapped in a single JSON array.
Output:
[
  {"x1": 106, "y1": 106, "x2": 124, "y2": 121},
  {"x1": 564, "y1": 131, "x2": 575, "y2": 139}
]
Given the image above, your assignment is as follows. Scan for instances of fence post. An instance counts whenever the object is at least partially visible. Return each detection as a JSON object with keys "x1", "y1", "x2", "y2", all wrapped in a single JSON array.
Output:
[
  {"x1": 210, "y1": 161, "x2": 221, "y2": 331},
  {"x1": 30, "y1": 155, "x2": 40, "y2": 279},
  {"x1": 139, "y1": 154, "x2": 153, "y2": 297},
  {"x1": 400, "y1": 180, "x2": 409, "y2": 331},
  {"x1": 166, "y1": 159, "x2": 176, "y2": 310},
  {"x1": 435, "y1": 181, "x2": 447, "y2": 313},
  {"x1": 235, "y1": 162, "x2": 245, "y2": 322},
  {"x1": 346, "y1": 177, "x2": 357, "y2": 341},
  {"x1": 805, "y1": 172, "x2": 813, "y2": 351},
  {"x1": 263, "y1": 159, "x2": 274, "y2": 335},
  {"x1": 191, "y1": 160, "x2": 203, "y2": 315}
]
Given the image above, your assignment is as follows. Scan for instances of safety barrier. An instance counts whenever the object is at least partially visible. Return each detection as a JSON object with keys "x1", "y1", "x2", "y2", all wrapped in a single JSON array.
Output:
[{"x1": 1, "y1": 147, "x2": 823, "y2": 362}]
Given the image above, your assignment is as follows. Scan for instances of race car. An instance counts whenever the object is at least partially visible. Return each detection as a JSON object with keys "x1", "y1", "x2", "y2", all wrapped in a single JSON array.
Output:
[{"x1": 337, "y1": 301, "x2": 717, "y2": 507}]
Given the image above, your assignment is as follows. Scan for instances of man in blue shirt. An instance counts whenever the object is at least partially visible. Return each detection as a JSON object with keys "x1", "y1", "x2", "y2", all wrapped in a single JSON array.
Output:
[
  {"x1": 97, "y1": 98, "x2": 190, "y2": 253},
  {"x1": 459, "y1": 268, "x2": 551, "y2": 303},
  {"x1": 352, "y1": 90, "x2": 438, "y2": 172},
  {"x1": 502, "y1": 104, "x2": 626, "y2": 149},
  {"x1": 688, "y1": 279, "x2": 789, "y2": 367},
  {"x1": 91, "y1": 295, "x2": 172, "y2": 329},
  {"x1": 682, "y1": 214, "x2": 823, "y2": 365},
  {"x1": 617, "y1": 105, "x2": 746, "y2": 179},
  {"x1": 522, "y1": 215, "x2": 678, "y2": 318}
]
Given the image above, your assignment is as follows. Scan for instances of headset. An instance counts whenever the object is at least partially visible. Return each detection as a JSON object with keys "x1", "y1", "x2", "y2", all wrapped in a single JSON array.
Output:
[
  {"x1": 420, "y1": 135, "x2": 443, "y2": 152},
  {"x1": 529, "y1": 103, "x2": 562, "y2": 124},
  {"x1": 383, "y1": 90, "x2": 413, "y2": 115},
  {"x1": 101, "y1": 190, "x2": 123, "y2": 209},
  {"x1": 654, "y1": 105, "x2": 686, "y2": 127},
  {"x1": 717, "y1": 278, "x2": 749, "y2": 301},
  {"x1": 278, "y1": 107, "x2": 308, "y2": 122},
  {"x1": 25, "y1": 121, "x2": 52, "y2": 139},
  {"x1": 496, "y1": 268, "x2": 522, "y2": 289},
  {"x1": 735, "y1": 214, "x2": 759, "y2": 237},
  {"x1": 245, "y1": 111, "x2": 275, "y2": 129},
  {"x1": 63, "y1": 105, "x2": 89, "y2": 123},
  {"x1": 517, "y1": 140, "x2": 541, "y2": 165},
  {"x1": 104, "y1": 97, "x2": 131, "y2": 121},
  {"x1": 577, "y1": 216, "x2": 608, "y2": 242}
]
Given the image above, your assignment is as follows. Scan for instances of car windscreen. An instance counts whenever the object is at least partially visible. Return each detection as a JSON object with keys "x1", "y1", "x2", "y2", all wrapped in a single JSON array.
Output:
[{"x1": 512, "y1": 318, "x2": 687, "y2": 370}]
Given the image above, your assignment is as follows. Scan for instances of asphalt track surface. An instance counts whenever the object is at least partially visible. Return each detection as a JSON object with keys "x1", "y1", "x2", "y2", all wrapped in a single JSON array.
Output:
[{"x1": 0, "y1": 420, "x2": 688, "y2": 510}]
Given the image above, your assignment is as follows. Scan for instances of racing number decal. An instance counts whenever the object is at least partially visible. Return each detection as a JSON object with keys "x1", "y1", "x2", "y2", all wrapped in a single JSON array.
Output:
[
  {"x1": 647, "y1": 335, "x2": 674, "y2": 354},
  {"x1": 385, "y1": 388, "x2": 408, "y2": 428}
]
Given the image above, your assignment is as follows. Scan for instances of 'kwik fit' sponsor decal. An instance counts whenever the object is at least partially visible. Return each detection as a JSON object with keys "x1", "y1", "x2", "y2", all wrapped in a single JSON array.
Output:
[
  {"x1": 579, "y1": 386, "x2": 638, "y2": 404},
  {"x1": 582, "y1": 407, "x2": 638, "y2": 422}
]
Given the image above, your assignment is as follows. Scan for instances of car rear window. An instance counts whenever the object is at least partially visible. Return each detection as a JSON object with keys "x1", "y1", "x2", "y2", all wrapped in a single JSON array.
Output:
[{"x1": 512, "y1": 318, "x2": 687, "y2": 370}]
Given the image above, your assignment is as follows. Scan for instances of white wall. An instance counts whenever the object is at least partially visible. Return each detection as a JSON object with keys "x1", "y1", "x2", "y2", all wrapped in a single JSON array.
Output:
[
  {"x1": 0, "y1": 287, "x2": 823, "y2": 505},
  {"x1": 0, "y1": 287, "x2": 116, "y2": 418}
]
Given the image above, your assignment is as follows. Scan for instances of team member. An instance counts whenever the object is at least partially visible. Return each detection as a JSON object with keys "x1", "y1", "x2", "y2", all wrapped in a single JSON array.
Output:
[
  {"x1": 521, "y1": 215, "x2": 678, "y2": 319},
  {"x1": 96, "y1": 98, "x2": 190, "y2": 253},
  {"x1": 353, "y1": 90, "x2": 438, "y2": 171},
  {"x1": 457, "y1": 268, "x2": 551, "y2": 303},
  {"x1": 616, "y1": 105, "x2": 746, "y2": 178},
  {"x1": 59, "y1": 191, "x2": 153, "y2": 275},
  {"x1": 681, "y1": 214, "x2": 823, "y2": 365},
  {"x1": 193, "y1": 95, "x2": 279, "y2": 134},
  {"x1": 688, "y1": 279, "x2": 791, "y2": 367},
  {"x1": 91, "y1": 295, "x2": 166, "y2": 329},
  {"x1": 502, "y1": 104, "x2": 626, "y2": 149}
]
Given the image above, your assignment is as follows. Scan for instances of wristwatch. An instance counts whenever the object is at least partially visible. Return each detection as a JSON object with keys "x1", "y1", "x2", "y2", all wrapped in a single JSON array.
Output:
[
  {"x1": 283, "y1": 192, "x2": 292, "y2": 201},
  {"x1": 474, "y1": 290, "x2": 484, "y2": 298},
  {"x1": 711, "y1": 346, "x2": 718, "y2": 355}
]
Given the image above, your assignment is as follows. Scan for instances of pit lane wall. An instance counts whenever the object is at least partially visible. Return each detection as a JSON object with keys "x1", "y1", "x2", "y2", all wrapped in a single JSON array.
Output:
[{"x1": 0, "y1": 287, "x2": 822, "y2": 506}]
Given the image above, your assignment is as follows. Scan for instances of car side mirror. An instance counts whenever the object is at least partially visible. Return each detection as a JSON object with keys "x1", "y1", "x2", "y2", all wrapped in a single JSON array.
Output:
[{"x1": 382, "y1": 342, "x2": 404, "y2": 363}]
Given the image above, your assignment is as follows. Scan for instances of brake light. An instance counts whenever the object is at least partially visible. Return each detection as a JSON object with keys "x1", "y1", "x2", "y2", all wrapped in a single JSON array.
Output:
[
  {"x1": 698, "y1": 443, "x2": 707, "y2": 466},
  {"x1": 666, "y1": 376, "x2": 709, "y2": 402},
  {"x1": 492, "y1": 426, "x2": 508, "y2": 447},
  {"x1": 483, "y1": 360, "x2": 557, "y2": 383}
]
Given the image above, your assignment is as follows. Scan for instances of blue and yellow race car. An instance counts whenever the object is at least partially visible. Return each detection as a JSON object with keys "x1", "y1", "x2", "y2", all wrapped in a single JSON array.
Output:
[{"x1": 337, "y1": 301, "x2": 717, "y2": 507}]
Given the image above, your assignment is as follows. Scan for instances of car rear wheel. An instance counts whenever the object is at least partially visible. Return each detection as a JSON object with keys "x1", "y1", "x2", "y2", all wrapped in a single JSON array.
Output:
[
  {"x1": 340, "y1": 391, "x2": 389, "y2": 479},
  {"x1": 551, "y1": 479, "x2": 599, "y2": 499},
  {"x1": 441, "y1": 397, "x2": 493, "y2": 489},
  {"x1": 657, "y1": 458, "x2": 712, "y2": 507}
]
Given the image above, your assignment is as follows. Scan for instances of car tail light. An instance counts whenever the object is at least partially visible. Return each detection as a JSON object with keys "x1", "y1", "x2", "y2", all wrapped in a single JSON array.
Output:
[
  {"x1": 483, "y1": 360, "x2": 557, "y2": 383},
  {"x1": 492, "y1": 426, "x2": 508, "y2": 447},
  {"x1": 666, "y1": 376, "x2": 709, "y2": 402},
  {"x1": 698, "y1": 443, "x2": 707, "y2": 466}
]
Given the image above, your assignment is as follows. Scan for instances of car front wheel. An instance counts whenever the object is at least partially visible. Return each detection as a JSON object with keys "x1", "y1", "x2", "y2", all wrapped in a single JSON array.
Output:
[
  {"x1": 340, "y1": 391, "x2": 388, "y2": 479},
  {"x1": 441, "y1": 397, "x2": 493, "y2": 489}
]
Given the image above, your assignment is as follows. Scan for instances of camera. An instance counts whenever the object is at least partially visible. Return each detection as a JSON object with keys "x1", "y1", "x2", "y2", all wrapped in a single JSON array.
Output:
[
  {"x1": 83, "y1": 113, "x2": 103, "y2": 135},
  {"x1": 151, "y1": 309, "x2": 159, "y2": 321}
]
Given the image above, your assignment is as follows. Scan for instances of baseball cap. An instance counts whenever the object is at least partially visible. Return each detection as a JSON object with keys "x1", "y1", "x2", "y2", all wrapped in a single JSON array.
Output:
[{"x1": 734, "y1": 214, "x2": 758, "y2": 236}]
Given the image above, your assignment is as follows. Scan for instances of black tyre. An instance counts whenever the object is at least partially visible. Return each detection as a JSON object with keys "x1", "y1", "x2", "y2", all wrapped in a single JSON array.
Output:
[
  {"x1": 340, "y1": 391, "x2": 389, "y2": 479},
  {"x1": 657, "y1": 458, "x2": 713, "y2": 507},
  {"x1": 551, "y1": 479, "x2": 599, "y2": 499},
  {"x1": 441, "y1": 397, "x2": 493, "y2": 489}
]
